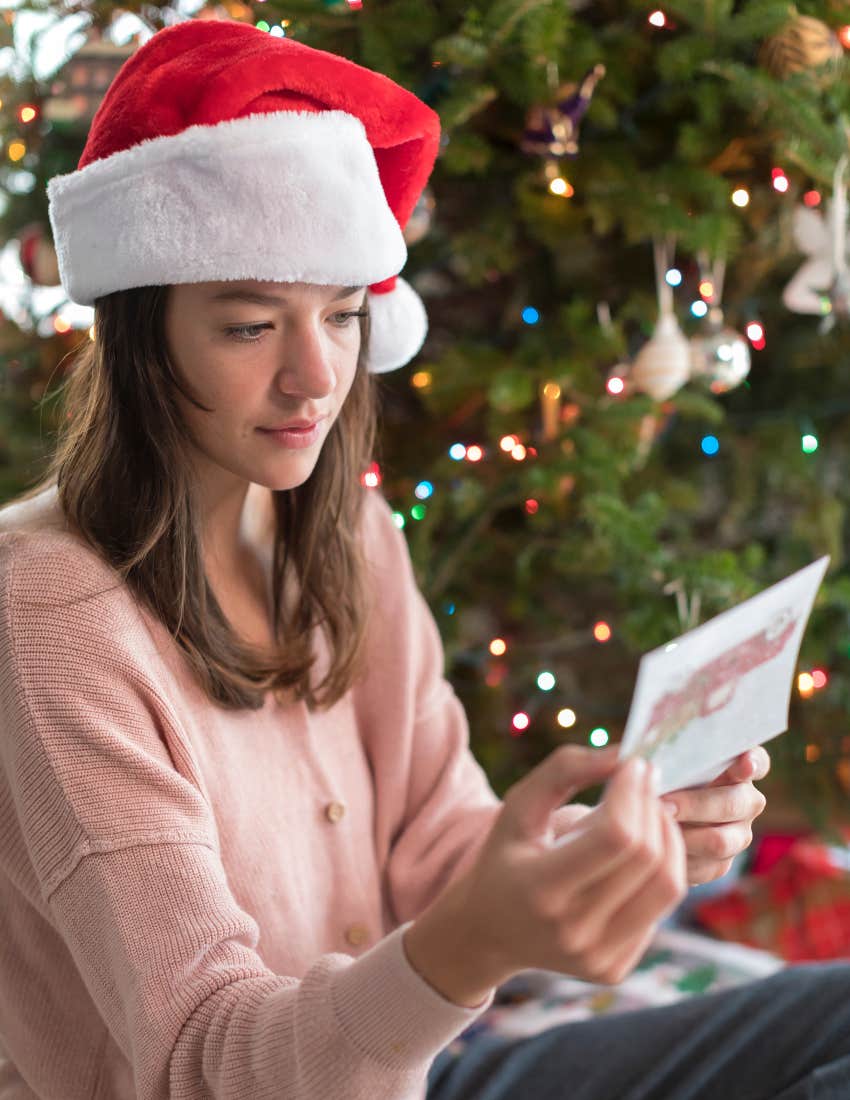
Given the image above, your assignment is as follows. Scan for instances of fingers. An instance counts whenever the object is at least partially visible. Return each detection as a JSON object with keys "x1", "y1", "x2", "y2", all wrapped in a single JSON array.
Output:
[
  {"x1": 560, "y1": 757, "x2": 665, "y2": 937},
  {"x1": 600, "y1": 799, "x2": 687, "y2": 952},
  {"x1": 536, "y1": 757, "x2": 653, "y2": 896},
  {"x1": 661, "y1": 782, "x2": 766, "y2": 825}
]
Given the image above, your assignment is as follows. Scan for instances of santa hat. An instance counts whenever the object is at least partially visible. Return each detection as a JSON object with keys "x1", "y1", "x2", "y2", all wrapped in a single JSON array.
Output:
[{"x1": 45, "y1": 19, "x2": 442, "y2": 374}]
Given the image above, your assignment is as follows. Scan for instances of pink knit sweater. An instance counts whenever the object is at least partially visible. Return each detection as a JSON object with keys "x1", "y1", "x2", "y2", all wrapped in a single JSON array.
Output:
[{"x1": 0, "y1": 488, "x2": 503, "y2": 1099}]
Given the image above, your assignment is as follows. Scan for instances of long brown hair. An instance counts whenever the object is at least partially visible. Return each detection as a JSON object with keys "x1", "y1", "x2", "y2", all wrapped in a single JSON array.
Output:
[{"x1": 10, "y1": 284, "x2": 381, "y2": 712}]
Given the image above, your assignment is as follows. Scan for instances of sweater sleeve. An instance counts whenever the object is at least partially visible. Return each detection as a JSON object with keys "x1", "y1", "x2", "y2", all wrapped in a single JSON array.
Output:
[
  {"x1": 0, "y1": 531, "x2": 495, "y2": 1100},
  {"x1": 358, "y1": 494, "x2": 505, "y2": 928}
]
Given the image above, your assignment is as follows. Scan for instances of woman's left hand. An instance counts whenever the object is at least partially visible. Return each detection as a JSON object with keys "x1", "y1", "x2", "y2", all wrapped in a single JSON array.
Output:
[
  {"x1": 549, "y1": 747, "x2": 771, "y2": 887},
  {"x1": 660, "y1": 747, "x2": 770, "y2": 885}
]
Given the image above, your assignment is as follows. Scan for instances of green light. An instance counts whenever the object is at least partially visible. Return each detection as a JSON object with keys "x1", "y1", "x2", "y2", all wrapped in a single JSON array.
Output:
[
  {"x1": 802, "y1": 434, "x2": 818, "y2": 454},
  {"x1": 411, "y1": 504, "x2": 427, "y2": 521},
  {"x1": 537, "y1": 671, "x2": 556, "y2": 691},
  {"x1": 255, "y1": 20, "x2": 270, "y2": 30},
  {"x1": 392, "y1": 511, "x2": 405, "y2": 529},
  {"x1": 589, "y1": 727, "x2": 609, "y2": 747}
]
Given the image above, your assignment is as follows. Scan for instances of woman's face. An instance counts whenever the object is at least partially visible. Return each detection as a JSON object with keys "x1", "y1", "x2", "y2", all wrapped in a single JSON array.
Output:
[{"x1": 164, "y1": 279, "x2": 367, "y2": 494}]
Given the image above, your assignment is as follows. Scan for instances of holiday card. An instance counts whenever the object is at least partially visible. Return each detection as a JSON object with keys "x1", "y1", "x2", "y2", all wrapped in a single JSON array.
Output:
[{"x1": 617, "y1": 556, "x2": 830, "y2": 795}]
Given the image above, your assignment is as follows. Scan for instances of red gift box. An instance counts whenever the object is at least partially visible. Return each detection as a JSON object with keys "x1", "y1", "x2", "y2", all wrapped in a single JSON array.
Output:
[{"x1": 695, "y1": 830, "x2": 850, "y2": 962}]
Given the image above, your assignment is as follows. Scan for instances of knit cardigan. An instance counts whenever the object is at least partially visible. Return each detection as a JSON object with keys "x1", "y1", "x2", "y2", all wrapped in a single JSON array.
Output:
[{"x1": 0, "y1": 487, "x2": 503, "y2": 1099}]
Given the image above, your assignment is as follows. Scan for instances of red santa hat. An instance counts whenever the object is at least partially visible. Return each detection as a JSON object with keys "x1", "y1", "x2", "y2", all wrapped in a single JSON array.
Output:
[{"x1": 45, "y1": 18, "x2": 441, "y2": 374}]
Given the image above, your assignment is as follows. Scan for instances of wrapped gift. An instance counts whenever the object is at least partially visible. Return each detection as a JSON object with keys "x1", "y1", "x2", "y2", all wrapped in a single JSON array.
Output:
[{"x1": 695, "y1": 830, "x2": 850, "y2": 961}]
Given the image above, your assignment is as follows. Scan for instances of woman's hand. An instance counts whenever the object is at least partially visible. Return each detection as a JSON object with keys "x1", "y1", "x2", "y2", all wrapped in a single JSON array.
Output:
[
  {"x1": 549, "y1": 747, "x2": 770, "y2": 887},
  {"x1": 660, "y1": 747, "x2": 770, "y2": 885}
]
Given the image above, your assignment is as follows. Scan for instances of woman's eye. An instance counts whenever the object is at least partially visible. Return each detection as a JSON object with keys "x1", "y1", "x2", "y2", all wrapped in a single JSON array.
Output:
[
  {"x1": 225, "y1": 324, "x2": 270, "y2": 343},
  {"x1": 225, "y1": 310, "x2": 366, "y2": 344}
]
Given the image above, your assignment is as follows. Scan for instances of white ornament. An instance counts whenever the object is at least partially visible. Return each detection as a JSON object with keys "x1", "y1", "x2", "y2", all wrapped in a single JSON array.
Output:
[
  {"x1": 632, "y1": 313, "x2": 691, "y2": 401},
  {"x1": 689, "y1": 306, "x2": 751, "y2": 393}
]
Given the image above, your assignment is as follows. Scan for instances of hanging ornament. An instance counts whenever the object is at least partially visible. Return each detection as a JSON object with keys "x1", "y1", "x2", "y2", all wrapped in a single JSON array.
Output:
[
  {"x1": 403, "y1": 185, "x2": 436, "y2": 246},
  {"x1": 42, "y1": 24, "x2": 136, "y2": 129},
  {"x1": 16, "y1": 222, "x2": 60, "y2": 286},
  {"x1": 688, "y1": 251, "x2": 751, "y2": 394},
  {"x1": 521, "y1": 61, "x2": 605, "y2": 193},
  {"x1": 783, "y1": 151, "x2": 850, "y2": 332},
  {"x1": 631, "y1": 235, "x2": 692, "y2": 401},
  {"x1": 759, "y1": 13, "x2": 844, "y2": 81}
]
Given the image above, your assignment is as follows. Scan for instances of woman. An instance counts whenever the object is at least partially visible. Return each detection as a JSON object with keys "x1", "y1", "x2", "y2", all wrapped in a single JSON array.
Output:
[{"x1": 0, "y1": 17, "x2": 845, "y2": 1100}]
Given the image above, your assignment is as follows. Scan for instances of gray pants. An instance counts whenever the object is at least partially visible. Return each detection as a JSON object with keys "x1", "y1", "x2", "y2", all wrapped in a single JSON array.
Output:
[{"x1": 425, "y1": 962, "x2": 850, "y2": 1099}]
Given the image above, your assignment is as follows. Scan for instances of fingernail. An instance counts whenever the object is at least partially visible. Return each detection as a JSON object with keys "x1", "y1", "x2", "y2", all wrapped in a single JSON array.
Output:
[{"x1": 662, "y1": 799, "x2": 678, "y2": 817}]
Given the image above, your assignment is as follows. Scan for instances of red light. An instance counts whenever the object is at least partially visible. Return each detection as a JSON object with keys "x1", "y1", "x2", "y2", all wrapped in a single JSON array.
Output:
[
  {"x1": 812, "y1": 669, "x2": 828, "y2": 690},
  {"x1": 803, "y1": 190, "x2": 822, "y2": 207},
  {"x1": 593, "y1": 621, "x2": 612, "y2": 643},
  {"x1": 525, "y1": 499, "x2": 539, "y2": 514}
]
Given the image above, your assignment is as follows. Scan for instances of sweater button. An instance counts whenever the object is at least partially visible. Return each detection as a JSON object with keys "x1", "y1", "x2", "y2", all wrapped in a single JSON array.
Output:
[
  {"x1": 345, "y1": 922, "x2": 370, "y2": 947},
  {"x1": 325, "y1": 801, "x2": 346, "y2": 823}
]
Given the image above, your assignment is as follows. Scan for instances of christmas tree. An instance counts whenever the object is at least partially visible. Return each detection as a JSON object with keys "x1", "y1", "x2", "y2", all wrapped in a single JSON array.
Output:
[{"x1": 3, "y1": 0, "x2": 850, "y2": 830}]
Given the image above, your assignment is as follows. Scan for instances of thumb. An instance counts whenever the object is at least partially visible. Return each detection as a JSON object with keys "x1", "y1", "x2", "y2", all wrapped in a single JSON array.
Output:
[{"x1": 503, "y1": 743, "x2": 620, "y2": 844}]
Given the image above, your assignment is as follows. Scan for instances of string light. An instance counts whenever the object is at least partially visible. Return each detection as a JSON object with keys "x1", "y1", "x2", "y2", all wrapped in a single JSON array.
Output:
[
  {"x1": 731, "y1": 188, "x2": 750, "y2": 207},
  {"x1": 589, "y1": 728, "x2": 610, "y2": 747},
  {"x1": 803, "y1": 190, "x2": 822, "y2": 207},
  {"x1": 549, "y1": 177, "x2": 574, "y2": 197},
  {"x1": 839, "y1": 25, "x2": 850, "y2": 48},
  {"x1": 691, "y1": 300, "x2": 708, "y2": 318},
  {"x1": 798, "y1": 672, "x2": 815, "y2": 697},
  {"x1": 648, "y1": 10, "x2": 666, "y2": 27},
  {"x1": 511, "y1": 444, "x2": 527, "y2": 461},
  {"x1": 699, "y1": 280, "x2": 715, "y2": 300},
  {"x1": 410, "y1": 504, "x2": 426, "y2": 520},
  {"x1": 801, "y1": 434, "x2": 818, "y2": 454},
  {"x1": 414, "y1": 480, "x2": 433, "y2": 499},
  {"x1": 607, "y1": 376, "x2": 625, "y2": 396},
  {"x1": 449, "y1": 443, "x2": 466, "y2": 460},
  {"x1": 522, "y1": 307, "x2": 540, "y2": 325},
  {"x1": 7, "y1": 141, "x2": 25, "y2": 163},
  {"x1": 665, "y1": 268, "x2": 682, "y2": 286},
  {"x1": 466, "y1": 444, "x2": 484, "y2": 462},
  {"x1": 500, "y1": 434, "x2": 519, "y2": 452},
  {"x1": 746, "y1": 322, "x2": 764, "y2": 342},
  {"x1": 525, "y1": 498, "x2": 539, "y2": 514},
  {"x1": 360, "y1": 461, "x2": 382, "y2": 488},
  {"x1": 537, "y1": 671, "x2": 556, "y2": 691},
  {"x1": 812, "y1": 669, "x2": 829, "y2": 689},
  {"x1": 18, "y1": 105, "x2": 36, "y2": 123},
  {"x1": 771, "y1": 167, "x2": 789, "y2": 193},
  {"x1": 805, "y1": 743, "x2": 820, "y2": 762},
  {"x1": 512, "y1": 712, "x2": 530, "y2": 732},
  {"x1": 557, "y1": 708, "x2": 577, "y2": 728},
  {"x1": 593, "y1": 621, "x2": 612, "y2": 642},
  {"x1": 701, "y1": 435, "x2": 720, "y2": 456},
  {"x1": 411, "y1": 370, "x2": 431, "y2": 390},
  {"x1": 392, "y1": 511, "x2": 405, "y2": 529},
  {"x1": 489, "y1": 638, "x2": 507, "y2": 656}
]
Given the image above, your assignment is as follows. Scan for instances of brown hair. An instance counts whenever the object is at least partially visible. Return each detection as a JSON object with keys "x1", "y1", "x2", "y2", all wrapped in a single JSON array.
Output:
[{"x1": 11, "y1": 284, "x2": 381, "y2": 712}]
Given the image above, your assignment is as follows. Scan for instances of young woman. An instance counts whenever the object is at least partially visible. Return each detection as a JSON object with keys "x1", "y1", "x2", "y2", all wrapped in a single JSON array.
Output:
[{"x1": 0, "y1": 17, "x2": 847, "y2": 1100}]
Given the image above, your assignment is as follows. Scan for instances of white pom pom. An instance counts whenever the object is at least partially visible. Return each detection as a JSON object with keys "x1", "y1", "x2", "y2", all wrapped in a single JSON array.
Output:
[{"x1": 365, "y1": 275, "x2": 429, "y2": 374}]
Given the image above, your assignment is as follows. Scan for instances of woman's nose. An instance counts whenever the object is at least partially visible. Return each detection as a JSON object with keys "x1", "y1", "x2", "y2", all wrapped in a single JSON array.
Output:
[{"x1": 274, "y1": 322, "x2": 337, "y2": 399}]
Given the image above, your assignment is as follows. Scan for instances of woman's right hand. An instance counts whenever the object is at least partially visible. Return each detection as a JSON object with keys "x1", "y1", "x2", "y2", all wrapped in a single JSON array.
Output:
[{"x1": 451, "y1": 744, "x2": 687, "y2": 988}]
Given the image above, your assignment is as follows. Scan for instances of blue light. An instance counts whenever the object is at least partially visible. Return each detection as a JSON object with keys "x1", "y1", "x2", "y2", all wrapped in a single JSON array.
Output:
[
  {"x1": 522, "y1": 307, "x2": 540, "y2": 325},
  {"x1": 414, "y1": 480, "x2": 434, "y2": 500},
  {"x1": 449, "y1": 443, "x2": 467, "y2": 460},
  {"x1": 444, "y1": 602, "x2": 455, "y2": 615},
  {"x1": 691, "y1": 300, "x2": 708, "y2": 318},
  {"x1": 701, "y1": 435, "x2": 720, "y2": 456},
  {"x1": 665, "y1": 268, "x2": 682, "y2": 287}
]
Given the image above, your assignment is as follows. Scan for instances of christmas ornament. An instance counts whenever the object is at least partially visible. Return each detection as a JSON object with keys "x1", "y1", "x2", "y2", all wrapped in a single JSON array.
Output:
[
  {"x1": 403, "y1": 185, "x2": 436, "y2": 246},
  {"x1": 42, "y1": 24, "x2": 136, "y2": 129},
  {"x1": 688, "y1": 252, "x2": 751, "y2": 394},
  {"x1": 520, "y1": 62, "x2": 606, "y2": 159},
  {"x1": 783, "y1": 154, "x2": 850, "y2": 332},
  {"x1": 759, "y1": 14, "x2": 844, "y2": 80},
  {"x1": 631, "y1": 236, "x2": 691, "y2": 401},
  {"x1": 16, "y1": 222, "x2": 60, "y2": 287}
]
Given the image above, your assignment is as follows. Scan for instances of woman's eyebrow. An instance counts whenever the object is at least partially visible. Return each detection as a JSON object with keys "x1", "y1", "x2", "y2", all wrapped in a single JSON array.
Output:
[{"x1": 207, "y1": 285, "x2": 365, "y2": 306}]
